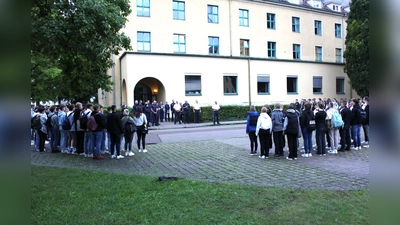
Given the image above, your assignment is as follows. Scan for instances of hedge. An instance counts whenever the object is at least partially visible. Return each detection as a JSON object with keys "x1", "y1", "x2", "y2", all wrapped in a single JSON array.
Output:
[{"x1": 105, "y1": 105, "x2": 289, "y2": 122}]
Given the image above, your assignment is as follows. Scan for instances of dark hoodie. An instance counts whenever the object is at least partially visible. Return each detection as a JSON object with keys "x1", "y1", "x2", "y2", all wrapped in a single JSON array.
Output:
[{"x1": 246, "y1": 111, "x2": 259, "y2": 133}]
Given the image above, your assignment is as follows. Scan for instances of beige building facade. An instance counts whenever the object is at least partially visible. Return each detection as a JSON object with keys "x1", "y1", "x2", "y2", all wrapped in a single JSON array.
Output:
[{"x1": 99, "y1": 0, "x2": 356, "y2": 107}]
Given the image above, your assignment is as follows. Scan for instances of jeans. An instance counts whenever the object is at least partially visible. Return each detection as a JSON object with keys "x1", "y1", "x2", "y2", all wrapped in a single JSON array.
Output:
[
  {"x1": 213, "y1": 111, "x2": 220, "y2": 124},
  {"x1": 174, "y1": 112, "x2": 181, "y2": 124},
  {"x1": 124, "y1": 133, "x2": 134, "y2": 151},
  {"x1": 59, "y1": 130, "x2": 68, "y2": 152},
  {"x1": 91, "y1": 131, "x2": 103, "y2": 157},
  {"x1": 194, "y1": 110, "x2": 200, "y2": 123},
  {"x1": 84, "y1": 131, "x2": 92, "y2": 155},
  {"x1": 302, "y1": 127, "x2": 313, "y2": 154},
  {"x1": 35, "y1": 129, "x2": 40, "y2": 150},
  {"x1": 363, "y1": 124, "x2": 369, "y2": 142},
  {"x1": 101, "y1": 129, "x2": 106, "y2": 151},
  {"x1": 183, "y1": 111, "x2": 189, "y2": 124},
  {"x1": 328, "y1": 128, "x2": 340, "y2": 150},
  {"x1": 340, "y1": 128, "x2": 351, "y2": 150},
  {"x1": 352, "y1": 124, "x2": 361, "y2": 148},
  {"x1": 136, "y1": 127, "x2": 146, "y2": 150},
  {"x1": 50, "y1": 127, "x2": 59, "y2": 151}
]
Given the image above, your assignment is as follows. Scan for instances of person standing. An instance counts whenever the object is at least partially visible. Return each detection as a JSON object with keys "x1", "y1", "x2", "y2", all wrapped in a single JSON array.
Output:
[
  {"x1": 151, "y1": 100, "x2": 157, "y2": 126},
  {"x1": 173, "y1": 101, "x2": 182, "y2": 124},
  {"x1": 283, "y1": 103, "x2": 300, "y2": 160},
  {"x1": 48, "y1": 106, "x2": 60, "y2": 153},
  {"x1": 212, "y1": 101, "x2": 220, "y2": 125},
  {"x1": 37, "y1": 106, "x2": 48, "y2": 152},
  {"x1": 58, "y1": 104, "x2": 69, "y2": 153},
  {"x1": 182, "y1": 100, "x2": 190, "y2": 124},
  {"x1": 91, "y1": 105, "x2": 106, "y2": 159},
  {"x1": 83, "y1": 103, "x2": 93, "y2": 157},
  {"x1": 164, "y1": 101, "x2": 170, "y2": 122},
  {"x1": 74, "y1": 102, "x2": 85, "y2": 155},
  {"x1": 299, "y1": 102, "x2": 314, "y2": 157},
  {"x1": 107, "y1": 105, "x2": 124, "y2": 159},
  {"x1": 170, "y1": 100, "x2": 175, "y2": 122},
  {"x1": 255, "y1": 107, "x2": 272, "y2": 159},
  {"x1": 133, "y1": 107, "x2": 148, "y2": 153},
  {"x1": 246, "y1": 106, "x2": 259, "y2": 155},
  {"x1": 144, "y1": 102, "x2": 152, "y2": 127},
  {"x1": 121, "y1": 108, "x2": 135, "y2": 156},
  {"x1": 159, "y1": 101, "x2": 165, "y2": 122},
  {"x1": 193, "y1": 100, "x2": 201, "y2": 123},
  {"x1": 326, "y1": 102, "x2": 340, "y2": 154},
  {"x1": 271, "y1": 103, "x2": 285, "y2": 157},
  {"x1": 338, "y1": 100, "x2": 351, "y2": 152},
  {"x1": 361, "y1": 96, "x2": 369, "y2": 147},
  {"x1": 350, "y1": 98, "x2": 362, "y2": 150},
  {"x1": 315, "y1": 102, "x2": 328, "y2": 156}
]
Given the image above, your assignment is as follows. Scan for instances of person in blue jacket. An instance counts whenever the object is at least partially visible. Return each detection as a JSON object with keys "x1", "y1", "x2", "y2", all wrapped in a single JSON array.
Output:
[{"x1": 246, "y1": 106, "x2": 259, "y2": 155}]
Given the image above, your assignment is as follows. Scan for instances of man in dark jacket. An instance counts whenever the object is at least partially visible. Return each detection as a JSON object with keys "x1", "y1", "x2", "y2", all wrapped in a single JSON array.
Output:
[
  {"x1": 350, "y1": 99, "x2": 362, "y2": 150},
  {"x1": 339, "y1": 100, "x2": 352, "y2": 151},
  {"x1": 107, "y1": 105, "x2": 124, "y2": 159}
]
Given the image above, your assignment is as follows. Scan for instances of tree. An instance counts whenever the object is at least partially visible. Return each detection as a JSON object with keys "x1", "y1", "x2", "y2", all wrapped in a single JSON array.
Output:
[
  {"x1": 343, "y1": 0, "x2": 369, "y2": 97},
  {"x1": 31, "y1": 0, "x2": 132, "y2": 103}
]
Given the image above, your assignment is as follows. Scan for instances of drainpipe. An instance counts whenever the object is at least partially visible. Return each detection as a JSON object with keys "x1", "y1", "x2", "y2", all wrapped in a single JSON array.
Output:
[
  {"x1": 112, "y1": 55, "x2": 116, "y2": 105},
  {"x1": 248, "y1": 58, "x2": 251, "y2": 106},
  {"x1": 229, "y1": 0, "x2": 232, "y2": 56}
]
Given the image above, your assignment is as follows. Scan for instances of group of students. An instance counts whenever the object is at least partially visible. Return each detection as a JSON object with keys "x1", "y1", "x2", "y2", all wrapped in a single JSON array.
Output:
[
  {"x1": 246, "y1": 97, "x2": 370, "y2": 160},
  {"x1": 126, "y1": 99, "x2": 221, "y2": 125},
  {"x1": 31, "y1": 103, "x2": 150, "y2": 160}
]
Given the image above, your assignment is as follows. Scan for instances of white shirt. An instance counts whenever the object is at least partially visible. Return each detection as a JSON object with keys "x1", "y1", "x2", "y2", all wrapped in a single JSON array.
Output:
[
  {"x1": 174, "y1": 104, "x2": 181, "y2": 112},
  {"x1": 212, "y1": 103, "x2": 220, "y2": 111}
]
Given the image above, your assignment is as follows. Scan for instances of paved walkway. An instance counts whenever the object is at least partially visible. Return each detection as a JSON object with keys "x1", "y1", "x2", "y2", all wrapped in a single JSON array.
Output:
[{"x1": 31, "y1": 120, "x2": 369, "y2": 190}]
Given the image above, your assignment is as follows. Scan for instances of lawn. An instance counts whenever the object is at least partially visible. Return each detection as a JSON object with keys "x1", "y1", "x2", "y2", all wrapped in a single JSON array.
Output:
[{"x1": 31, "y1": 165, "x2": 368, "y2": 225}]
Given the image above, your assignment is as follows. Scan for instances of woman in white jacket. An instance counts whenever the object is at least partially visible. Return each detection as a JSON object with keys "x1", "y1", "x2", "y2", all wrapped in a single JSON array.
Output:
[{"x1": 255, "y1": 107, "x2": 272, "y2": 159}]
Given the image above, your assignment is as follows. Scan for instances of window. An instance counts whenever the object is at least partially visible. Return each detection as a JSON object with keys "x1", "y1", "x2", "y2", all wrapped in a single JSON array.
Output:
[
  {"x1": 315, "y1": 46, "x2": 322, "y2": 61},
  {"x1": 208, "y1": 36, "x2": 219, "y2": 55},
  {"x1": 137, "y1": 0, "x2": 150, "y2": 17},
  {"x1": 336, "y1": 78, "x2": 345, "y2": 94},
  {"x1": 287, "y1": 76, "x2": 298, "y2": 94},
  {"x1": 208, "y1": 5, "x2": 218, "y2": 23},
  {"x1": 240, "y1": 39, "x2": 249, "y2": 56},
  {"x1": 335, "y1": 48, "x2": 342, "y2": 63},
  {"x1": 173, "y1": 34, "x2": 186, "y2": 53},
  {"x1": 185, "y1": 75, "x2": 201, "y2": 95},
  {"x1": 313, "y1": 76, "x2": 323, "y2": 93},
  {"x1": 292, "y1": 17, "x2": 300, "y2": 32},
  {"x1": 173, "y1": 1, "x2": 185, "y2": 20},
  {"x1": 314, "y1": 20, "x2": 322, "y2": 35},
  {"x1": 239, "y1": 9, "x2": 249, "y2": 26},
  {"x1": 335, "y1": 23, "x2": 342, "y2": 38},
  {"x1": 293, "y1": 44, "x2": 300, "y2": 60},
  {"x1": 267, "y1": 13, "x2": 275, "y2": 29},
  {"x1": 267, "y1": 41, "x2": 276, "y2": 58},
  {"x1": 257, "y1": 75, "x2": 270, "y2": 94},
  {"x1": 137, "y1": 32, "x2": 151, "y2": 52},
  {"x1": 223, "y1": 75, "x2": 238, "y2": 94}
]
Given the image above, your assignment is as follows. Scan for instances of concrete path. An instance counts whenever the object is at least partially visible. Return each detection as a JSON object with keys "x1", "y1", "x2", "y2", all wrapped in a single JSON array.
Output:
[{"x1": 31, "y1": 120, "x2": 369, "y2": 190}]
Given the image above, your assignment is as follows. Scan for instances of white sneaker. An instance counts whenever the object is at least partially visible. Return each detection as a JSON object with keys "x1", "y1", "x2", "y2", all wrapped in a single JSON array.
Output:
[
  {"x1": 358, "y1": 146, "x2": 362, "y2": 150},
  {"x1": 142, "y1": 149, "x2": 148, "y2": 153},
  {"x1": 328, "y1": 150, "x2": 336, "y2": 154},
  {"x1": 111, "y1": 155, "x2": 116, "y2": 159},
  {"x1": 351, "y1": 147, "x2": 358, "y2": 150},
  {"x1": 308, "y1": 153, "x2": 312, "y2": 157},
  {"x1": 259, "y1": 155, "x2": 265, "y2": 159},
  {"x1": 116, "y1": 155, "x2": 124, "y2": 159},
  {"x1": 364, "y1": 145, "x2": 369, "y2": 148},
  {"x1": 301, "y1": 153, "x2": 308, "y2": 157},
  {"x1": 128, "y1": 151, "x2": 135, "y2": 156},
  {"x1": 138, "y1": 149, "x2": 142, "y2": 153},
  {"x1": 300, "y1": 149, "x2": 305, "y2": 153},
  {"x1": 286, "y1": 157, "x2": 293, "y2": 161}
]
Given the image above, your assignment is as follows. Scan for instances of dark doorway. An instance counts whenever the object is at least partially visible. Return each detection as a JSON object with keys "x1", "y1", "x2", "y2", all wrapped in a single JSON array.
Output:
[{"x1": 134, "y1": 84, "x2": 152, "y2": 102}]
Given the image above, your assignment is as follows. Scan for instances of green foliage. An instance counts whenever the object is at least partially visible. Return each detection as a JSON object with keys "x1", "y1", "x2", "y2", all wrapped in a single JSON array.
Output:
[
  {"x1": 31, "y1": 0, "x2": 132, "y2": 103},
  {"x1": 344, "y1": 0, "x2": 369, "y2": 97}
]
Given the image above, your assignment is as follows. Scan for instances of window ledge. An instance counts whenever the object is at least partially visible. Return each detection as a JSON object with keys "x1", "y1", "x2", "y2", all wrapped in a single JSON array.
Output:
[
  {"x1": 287, "y1": 92, "x2": 298, "y2": 95},
  {"x1": 258, "y1": 93, "x2": 270, "y2": 95},
  {"x1": 224, "y1": 93, "x2": 238, "y2": 96}
]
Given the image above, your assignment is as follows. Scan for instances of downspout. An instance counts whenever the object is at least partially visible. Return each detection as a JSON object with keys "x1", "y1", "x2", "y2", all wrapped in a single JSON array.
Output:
[
  {"x1": 248, "y1": 58, "x2": 251, "y2": 106},
  {"x1": 229, "y1": 0, "x2": 233, "y2": 56},
  {"x1": 342, "y1": 14, "x2": 351, "y2": 99}
]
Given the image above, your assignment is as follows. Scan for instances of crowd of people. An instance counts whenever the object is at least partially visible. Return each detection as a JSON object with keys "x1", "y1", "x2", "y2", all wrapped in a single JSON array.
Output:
[
  {"x1": 246, "y1": 97, "x2": 369, "y2": 160},
  {"x1": 31, "y1": 103, "x2": 149, "y2": 159}
]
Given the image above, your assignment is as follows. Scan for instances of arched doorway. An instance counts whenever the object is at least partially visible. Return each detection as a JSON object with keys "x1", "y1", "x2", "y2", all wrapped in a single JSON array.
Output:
[{"x1": 134, "y1": 77, "x2": 165, "y2": 103}]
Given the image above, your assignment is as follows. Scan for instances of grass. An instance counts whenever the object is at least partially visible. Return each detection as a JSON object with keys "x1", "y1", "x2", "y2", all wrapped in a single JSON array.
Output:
[{"x1": 31, "y1": 165, "x2": 369, "y2": 225}]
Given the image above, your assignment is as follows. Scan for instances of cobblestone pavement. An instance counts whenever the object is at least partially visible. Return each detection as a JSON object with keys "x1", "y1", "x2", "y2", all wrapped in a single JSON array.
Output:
[{"x1": 31, "y1": 121, "x2": 369, "y2": 190}]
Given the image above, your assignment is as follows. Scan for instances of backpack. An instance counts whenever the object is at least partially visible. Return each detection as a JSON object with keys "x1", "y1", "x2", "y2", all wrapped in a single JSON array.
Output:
[
  {"x1": 249, "y1": 115, "x2": 258, "y2": 126},
  {"x1": 45, "y1": 114, "x2": 54, "y2": 128},
  {"x1": 31, "y1": 115, "x2": 42, "y2": 130},
  {"x1": 87, "y1": 115, "x2": 98, "y2": 131},
  {"x1": 62, "y1": 113, "x2": 73, "y2": 130},
  {"x1": 79, "y1": 112, "x2": 90, "y2": 130},
  {"x1": 359, "y1": 108, "x2": 367, "y2": 125},
  {"x1": 305, "y1": 113, "x2": 316, "y2": 131},
  {"x1": 124, "y1": 119, "x2": 136, "y2": 134},
  {"x1": 332, "y1": 110, "x2": 344, "y2": 128}
]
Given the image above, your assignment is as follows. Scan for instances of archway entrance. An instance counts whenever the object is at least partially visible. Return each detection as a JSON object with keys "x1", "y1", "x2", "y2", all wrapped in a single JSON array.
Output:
[{"x1": 134, "y1": 77, "x2": 166, "y2": 103}]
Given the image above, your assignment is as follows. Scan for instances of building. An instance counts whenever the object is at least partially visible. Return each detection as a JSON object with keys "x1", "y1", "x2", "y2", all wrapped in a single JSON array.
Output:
[{"x1": 98, "y1": 0, "x2": 355, "y2": 107}]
